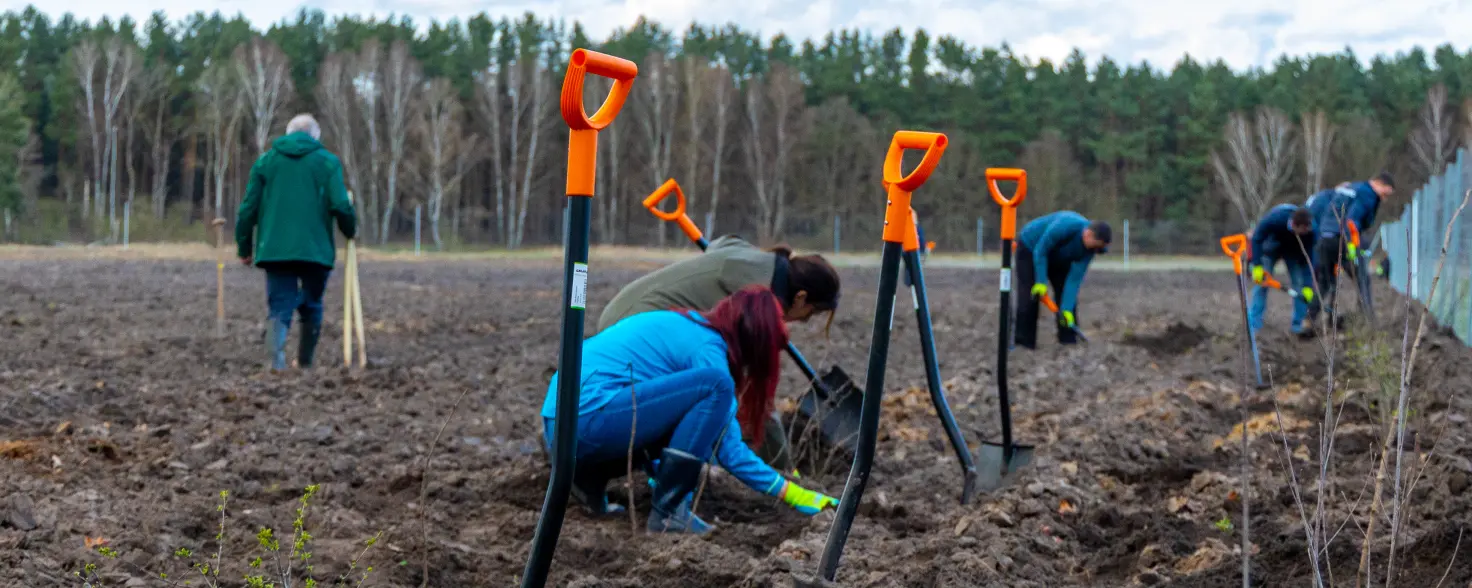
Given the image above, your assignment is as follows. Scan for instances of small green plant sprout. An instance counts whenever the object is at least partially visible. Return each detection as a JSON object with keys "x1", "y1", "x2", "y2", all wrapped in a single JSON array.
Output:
[{"x1": 1214, "y1": 516, "x2": 1234, "y2": 532}]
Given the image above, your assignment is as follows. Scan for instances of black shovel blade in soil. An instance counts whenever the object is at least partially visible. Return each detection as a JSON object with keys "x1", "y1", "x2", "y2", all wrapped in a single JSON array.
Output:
[
  {"x1": 795, "y1": 365, "x2": 865, "y2": 452},
  {"x1": 975, "y1": 441, "x2": 1035, "y2": 492}
]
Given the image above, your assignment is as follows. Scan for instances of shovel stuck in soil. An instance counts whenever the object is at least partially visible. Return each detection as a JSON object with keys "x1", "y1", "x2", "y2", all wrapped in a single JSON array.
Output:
[
  {"x1": 523, "y1": 48, "x2": 638, "y2": 588},
  {"x1": 1038, "y1": 292, "x2": 1089, "y2": 343},
  {"x1": 819, "y1": 130, "x2": 948, "y2": 582},
  {"x1": 1220, "y1": 234, "x2": 1267, "y2": 390},
  {"x1": 976, "y1": 168, "x2": 1036, "y2": 494}
]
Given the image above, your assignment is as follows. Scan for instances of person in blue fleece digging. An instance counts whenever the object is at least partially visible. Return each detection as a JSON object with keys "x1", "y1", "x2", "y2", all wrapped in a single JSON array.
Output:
[
  {"x1": 1247, "y1": 203, "x2": 1319, "y2": 337},
  {"x1": 541, "y1": 285, "x2": 837, "y2": 535},
  {"x1": 1014, "y1": 211, "x2": 1111, "y2": 349}
]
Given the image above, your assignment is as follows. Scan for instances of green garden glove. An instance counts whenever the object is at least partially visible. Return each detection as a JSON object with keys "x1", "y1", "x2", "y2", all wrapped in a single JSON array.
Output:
[
  {"x1": 1347, "y1": 243, "x2": 1359, "y2": 263},
  {"x1": 1301, "y1": 288, "x2": 1315, "y2": 303},
  {"x1": 1061, "y1": 310, "x2": 1076, "y2": 328},
  {"x1": 1250, "y1": 265, "x2": 1265, "y2": 284},
  {"x1": 779, "y1": 481, "x2": 837, "y2": 515},
  {"x1": 1030, "y1": 283, "x2": 1048, "y2": 297}
]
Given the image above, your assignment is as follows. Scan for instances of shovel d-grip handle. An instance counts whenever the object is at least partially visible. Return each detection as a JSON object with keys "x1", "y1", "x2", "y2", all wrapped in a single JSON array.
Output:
[
  {"x1": 561, "y1": 49, "x2": 638, "y2": 196},
  {"x1": 881, "y1": 132, "x2": 948, "y2": 244},
  {"x1": 986, "y1": 168, "x2": 1027, "y2": 240},
  {"x1": 642, "y1": 179, "x2": 705, "y2": 244},
  {"x1": 1220, "y1": 234, "x2": 1248, "y2": 275}
]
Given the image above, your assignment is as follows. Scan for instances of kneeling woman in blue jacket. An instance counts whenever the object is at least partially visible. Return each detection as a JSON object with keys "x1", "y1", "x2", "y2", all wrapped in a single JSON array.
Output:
[{"x1": 541, "y1": 285, "x2": 837, "y2": 534}]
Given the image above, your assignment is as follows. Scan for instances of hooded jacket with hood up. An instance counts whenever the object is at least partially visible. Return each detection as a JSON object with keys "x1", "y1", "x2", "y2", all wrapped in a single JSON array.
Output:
[{"x1": 236, "y1": 131, "x2": 358, "y2": 268}]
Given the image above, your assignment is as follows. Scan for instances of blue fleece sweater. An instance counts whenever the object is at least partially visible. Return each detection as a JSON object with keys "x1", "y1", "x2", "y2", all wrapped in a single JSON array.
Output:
[
  {"x1": 541, "y1": 310, "x2": 783, "y2": 495},
  {"x1": 1312, "y1": 181, "x2": 1380, "y2": 239},
  {"x1": 1249, "y1": 204, "x2": 1316, "y2": 266},
  {"x1": 1017, "y1": 211, "x2": 1094, "y2": 313}
]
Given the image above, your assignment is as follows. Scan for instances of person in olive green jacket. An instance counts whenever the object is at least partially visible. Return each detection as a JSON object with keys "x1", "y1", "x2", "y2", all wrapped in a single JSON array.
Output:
[
  {"x1": 597, "y1": 234, "x2": 841, "y2": 333},
  {"x1": 236, "y1": 114, "x2": 357, "y2": 371}
]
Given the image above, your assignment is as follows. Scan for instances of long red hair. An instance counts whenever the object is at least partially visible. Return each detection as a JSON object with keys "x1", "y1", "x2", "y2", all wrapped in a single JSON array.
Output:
[{"x1": 684, "y1": 285, "x2": 789, "y2": 444}]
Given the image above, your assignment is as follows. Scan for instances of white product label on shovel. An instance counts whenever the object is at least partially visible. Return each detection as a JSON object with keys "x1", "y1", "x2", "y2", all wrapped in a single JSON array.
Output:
[
  {"x1": 888, "y1": 294, "x2": 897, "y2": 329},
  {"x1": 999, "y1": 268, "x2": 1012, "y2": 292},
  {"x1": 910, "y1": 286, "x2": 919, "y2": 310},
  {"x1": 571, "y1": 263, "x2": 589, "y2": 310}
]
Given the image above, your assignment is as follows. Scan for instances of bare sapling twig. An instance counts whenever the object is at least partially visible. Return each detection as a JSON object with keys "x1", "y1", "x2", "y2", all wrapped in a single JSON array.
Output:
[
  {"x1": 1234, "y1": 267, "x2": 1253, "y2": 588},
  {"x1": 627, "y1": 364, "x2": 640, "y2": 535},
  {"x1": 417, "y1": 386, "x2": 471, "y2": 588},
  {"x1": 1433, "y1": 527, "x2": 1464, "y2": 588},
  {"x1": 691, "y1": 421, "x2": 730, "y2": 516},
  {"x1": 1385, "y1": 188, "x2": 1471, "y2": 582},
  {"x1": 1267, "y1": 370, "x2": 1324, "y2": 588}
]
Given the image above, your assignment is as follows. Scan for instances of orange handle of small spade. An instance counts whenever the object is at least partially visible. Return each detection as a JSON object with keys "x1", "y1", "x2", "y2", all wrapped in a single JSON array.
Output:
[
  {"x1": 1040, "y1": 293, "x2": 1060, "y2": 314},
  {"x1": 881, "y1": 131, "x2": 948, "y2": 244},
  {"x1": 1220, "y1": 234, "x2": 1248, "y2": 275},
  {"x1": 986, "y1": 168, "x2": 1028, "y2": 241},
  {"x1": 561, "y1": 49, "x2": 638, "y2": 197},
  {"x1": 1347, "y1": 220, "x2": 1361, "y2": 248},
  {"x1": 642, "y1": 179, "x2": 704, "y2": 244}
]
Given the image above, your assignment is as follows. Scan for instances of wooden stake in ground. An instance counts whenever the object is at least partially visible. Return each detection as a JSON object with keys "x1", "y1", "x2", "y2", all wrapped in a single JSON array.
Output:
[
  {"x1": 212, "y1": 218, "x2": 227, "y2": 338},
  {"x1": 343, "y1": 191, "x2": 367, "y2": 369}
]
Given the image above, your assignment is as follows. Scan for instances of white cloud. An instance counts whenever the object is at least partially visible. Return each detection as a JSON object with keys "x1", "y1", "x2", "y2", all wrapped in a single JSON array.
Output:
[{"x1": 7, "y1": 0, "x2": 1471, "y2": 70}]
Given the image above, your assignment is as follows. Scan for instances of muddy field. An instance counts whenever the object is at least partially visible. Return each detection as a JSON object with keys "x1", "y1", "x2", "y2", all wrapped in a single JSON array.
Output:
[{"x1": 2, "y1": 254, "x2": 1470, "y2": 587}]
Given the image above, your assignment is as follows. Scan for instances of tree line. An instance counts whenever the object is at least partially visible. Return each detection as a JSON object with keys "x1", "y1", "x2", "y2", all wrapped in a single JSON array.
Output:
[{"x1": 1, "y1": 7, "x2": 1470, "y2": 252}]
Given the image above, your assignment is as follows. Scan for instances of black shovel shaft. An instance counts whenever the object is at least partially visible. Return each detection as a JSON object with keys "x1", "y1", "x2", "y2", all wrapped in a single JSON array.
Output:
[
  {"x1": 997, "y1": 237, "x2": 1015, "y2": 459},
  {"x1": 1234, "y1": 270, "x2": 1264, "y2": 387},
  {"x1": 686, "y1": 233, "x2": 823, "y2": 389},
  {"x1": 819, "y1": 241, "x2": 902, "y2": 580},
  {"x1": 522, "y1": 196, "x2": 591, "y2": 587},
  {"x1": 903, "y1": 249, "x2": 977, "y2": 499}
]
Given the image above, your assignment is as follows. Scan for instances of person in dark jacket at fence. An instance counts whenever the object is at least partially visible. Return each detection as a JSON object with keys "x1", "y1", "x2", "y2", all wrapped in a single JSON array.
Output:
[
  {"x1": 236, "y1": 114, "x2": 358, "y2": 371},
  {"x1": 1247, "y1": 204, "x2": 1318, "y2": 337},
  {"x1": 1309, "y1": 172, "x2": 1395, "y2": 319},
  {"x1": 1014, "y1": 211, "x2": 1111, "y2": 348}
]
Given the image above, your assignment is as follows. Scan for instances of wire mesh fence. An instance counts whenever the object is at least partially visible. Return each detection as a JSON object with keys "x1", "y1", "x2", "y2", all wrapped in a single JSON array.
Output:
[{"x1": 1378, "y1": 148, "x2": 1472, "y2": 345}]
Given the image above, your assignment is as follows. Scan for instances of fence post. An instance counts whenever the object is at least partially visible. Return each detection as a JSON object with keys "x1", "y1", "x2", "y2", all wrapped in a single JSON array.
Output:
[
  {"x1": 833, "y1": 214, "x2": 840, "y2": 255},
  {"x1": 414, "y1": 205, "x2": 422, "y2": 256},
  {"x1": 122, "y1": 201, "x2": 130, "y2": 250},
  {"x1": 1411, "y1": 192, "x2": 1421, "y2": 300},
  {"x1": 976, "y1": 217, "x2": 983, "y2": 256},
  {"x1": 1123, "y1": 219, "x2": 1130, "y2": 270}
]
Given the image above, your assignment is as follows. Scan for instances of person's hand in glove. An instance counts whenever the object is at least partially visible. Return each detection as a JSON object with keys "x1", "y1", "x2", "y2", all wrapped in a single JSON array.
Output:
[
  {"x1": 1300, "y1": 288, "x2": 1315, "y2": 303},
  {"x1": 1030, "y1": 283, "x2": 1048, "y2": 298},
  {"x1": 1346, "y1": 243, "x2": 1359, "y2": 263},
  {"x1": 1250, "y1": 264, "x2": 1266, "y2": 284},
  {"x1": 1060, "y1": 310, "x2": 1076, "y2": 328},
  {"x1": 779, "y1": 481, "x2": 837, "y2": 515}
]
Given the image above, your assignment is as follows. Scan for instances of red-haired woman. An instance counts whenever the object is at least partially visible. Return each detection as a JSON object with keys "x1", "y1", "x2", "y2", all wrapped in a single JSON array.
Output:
[{"x1": 542, "y1": 285, "x2": 838, "y2": 534}]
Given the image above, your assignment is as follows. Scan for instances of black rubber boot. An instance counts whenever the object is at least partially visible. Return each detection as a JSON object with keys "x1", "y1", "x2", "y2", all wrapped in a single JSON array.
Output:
[
  {"x1": 646, "y1": 448, "x2": 712, "y2": 535},
  {"x1": 266, "y1": 321, "x2": 288, "y2": 371},
  {"x1": 570, "y1": 458, "x2": 629, "y2": 516},
  {"x1": 297, "y1": 322, "x2": 322, "y2": 369}
]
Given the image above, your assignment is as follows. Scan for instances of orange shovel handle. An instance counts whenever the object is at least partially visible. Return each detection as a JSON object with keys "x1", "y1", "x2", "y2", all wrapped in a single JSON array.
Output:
[
  {"x1": 561, "y1": 49, "x2": 638, "y2": 196},
  {"x1": 1040, "y1": 293, "x2": 1060, "y2": 314},
  {"x1": 1220, "y1": 234, "x2": 1248, "y2": 275},
  {"x1": 1346, "y1": 220, "x2": 1361, "y2": 248},
  {"x1": 881, "y1": 131, "x2": 948, "y2": 244},
  {"x1": 642, "y1": 179, "x2": 703, "y2": 243},
  {"x1": 986, "y1": 168, "x2": 1028, "y2": 241}
]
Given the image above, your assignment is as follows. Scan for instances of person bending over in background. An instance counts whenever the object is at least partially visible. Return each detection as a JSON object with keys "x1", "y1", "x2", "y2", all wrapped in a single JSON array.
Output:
[
  {"x1": 542, "y1": 286, "x2": 838, "y2": 534},
  {"x1": 1309, "y1": 171, "x2": 1395, "y2": 321},
  {"x1": 236, "y1": 114, "x2": 357, "y2": 371},
  {"x1": 1247, "y1": 204, "x2": 1318, "y2": 337},
  {"x1": 596, "y1": 234, "x2": 841, "y2": 332},
  {"x1": 1014, "y1": 211, "x2": 1110, "y2": 349}
]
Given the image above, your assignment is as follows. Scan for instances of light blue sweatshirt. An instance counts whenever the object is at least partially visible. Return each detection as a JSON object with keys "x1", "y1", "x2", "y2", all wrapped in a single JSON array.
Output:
[{"x1": 541, "y1": 310, "x2": 784, "y2": 496}]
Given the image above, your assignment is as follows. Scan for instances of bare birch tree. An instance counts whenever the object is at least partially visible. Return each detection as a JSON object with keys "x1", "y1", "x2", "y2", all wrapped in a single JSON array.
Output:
[
  {"x1": 1410, "y1": 83, "x2": 1454, "y2": 179},
  {"x1": 477, "y1": 23, "x2": 551, "y2": 250},
  {"x1": 318, "y1": 53, "x2": 362, "y2": 199},
  {"x1": 680, "y1": 55, "x2": 708, "y2": 244},
  {"x1": 69, "y1": 39, "x2": 101, "y2": 219},
  {"x1": 705, "y1": 64, "x2": 734, "y2": 236},
  {"x1": 1301, "y1": 110, "x2": 1336, "y2": 195},
  {"x1": 234, "y1": 36, "x2": 296, "y2": 154},
  {"x1": 741, "y1": 63, "x2": 808, "y2": 244},
  {"x1": 1211, "y1": 106, "x2": 1297, "y2": 228},
  {"x1": 352, "y1": 39, "x2": 383, "y2": 243},
  {"x1": 196, "y1": 65, "x2": 244, "y2": 221},
  {"x1": 636, "y1": 51, "x2": 679, "y2": 246},
  {"x1": 1337, "y1": 115, "x2": 1389, "y2": 180},
  {"x1": 417, "y1": 78, "x2": 475, "y2": 250},
  {"x1": 378, "y1": 40, "x2": 423, "y2": 243},
  {"x1": 98, "y1": 37, "x2": 141, "y2": 226}
]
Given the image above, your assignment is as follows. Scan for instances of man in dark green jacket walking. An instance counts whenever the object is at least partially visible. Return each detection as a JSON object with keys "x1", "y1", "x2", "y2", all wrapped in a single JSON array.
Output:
[{"x1": 236, "y1": 114, "x2": 357, "y2": 370}]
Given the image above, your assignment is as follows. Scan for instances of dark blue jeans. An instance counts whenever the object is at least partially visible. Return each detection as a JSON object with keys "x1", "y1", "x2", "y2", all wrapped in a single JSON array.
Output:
[
  {"x1": 1248, "y1": 252, "x2": 1315, "y2": 334},
  {"x1": 543, "y1": 367, "x2": 737, "y2": 466},
  {"x1": 262, "y1": 262, "x2": 331, "y2": 369}
]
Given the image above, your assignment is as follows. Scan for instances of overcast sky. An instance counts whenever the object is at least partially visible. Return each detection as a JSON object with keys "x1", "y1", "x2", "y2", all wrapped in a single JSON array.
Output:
[{"x1": 9, "y1": 0, "x2": 1471, "y2": 71}]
